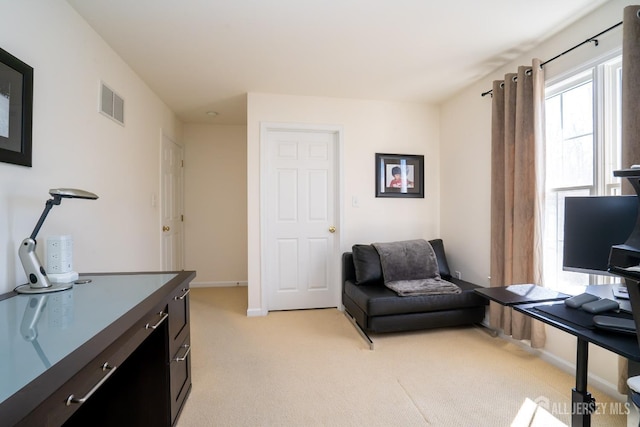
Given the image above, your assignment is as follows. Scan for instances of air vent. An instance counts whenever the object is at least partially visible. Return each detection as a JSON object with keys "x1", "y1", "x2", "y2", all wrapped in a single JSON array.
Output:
[{"x1": 100, "y1": 82, "x2": 124, "y2": 126}]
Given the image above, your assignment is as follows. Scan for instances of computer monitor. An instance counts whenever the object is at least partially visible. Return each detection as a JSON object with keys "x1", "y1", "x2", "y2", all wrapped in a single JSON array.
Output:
[{"x1": 563, "y1": 195, "x2": 638, "y2": 275}]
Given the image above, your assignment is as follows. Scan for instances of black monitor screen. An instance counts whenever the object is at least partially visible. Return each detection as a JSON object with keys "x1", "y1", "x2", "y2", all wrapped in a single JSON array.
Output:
[{"x1": 563, "y1": 195, "x2": 638, "y2": 275}]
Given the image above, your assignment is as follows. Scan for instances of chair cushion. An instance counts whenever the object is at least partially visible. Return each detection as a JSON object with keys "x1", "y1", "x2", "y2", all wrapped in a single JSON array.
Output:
[
  {"x1": 344, "y1": 277, "x2": 487, "y2": 316},
  {"x1": 351, "y1": 244, "x2": 382, "y2": 285},
  {"x1": 373, "y1": 239, "x2": 441, "y2": 282},
  {"x1": 428, "y1": 239, "x2": 452, "y2": 279},
  {"x1": 351, "y1": 238, "x2": 452, "y2": 284}
]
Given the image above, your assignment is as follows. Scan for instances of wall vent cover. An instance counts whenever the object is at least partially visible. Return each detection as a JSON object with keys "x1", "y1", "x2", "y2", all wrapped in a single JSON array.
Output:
[{"x1": 100, "y1": 82, "x2": 124, "y2": 126}]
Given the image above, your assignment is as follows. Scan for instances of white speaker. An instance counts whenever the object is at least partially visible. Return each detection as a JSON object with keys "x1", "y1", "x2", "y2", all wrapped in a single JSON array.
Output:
[{"x1": 46, "y1": 235, "x2": 78, "y2": 283}]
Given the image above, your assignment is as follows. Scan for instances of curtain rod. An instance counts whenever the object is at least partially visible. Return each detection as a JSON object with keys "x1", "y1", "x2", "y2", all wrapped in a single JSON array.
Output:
[{"x1": 481, "y1": 20, "x2": 623, "y2": 97}]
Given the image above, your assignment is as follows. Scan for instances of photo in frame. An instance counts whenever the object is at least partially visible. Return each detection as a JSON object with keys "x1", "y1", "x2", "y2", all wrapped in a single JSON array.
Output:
[
  {"x1": 375, "y1": 153, "x2": 424, "y2": 198},
  {"x1": 0, "y1": 47, "x2": 33, "y2": 167}
]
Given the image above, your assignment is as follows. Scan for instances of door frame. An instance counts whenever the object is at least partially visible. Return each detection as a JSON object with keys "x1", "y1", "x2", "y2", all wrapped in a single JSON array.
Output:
[{"x1": 259, "y1": 122, "x2": 344, "y2": 312}]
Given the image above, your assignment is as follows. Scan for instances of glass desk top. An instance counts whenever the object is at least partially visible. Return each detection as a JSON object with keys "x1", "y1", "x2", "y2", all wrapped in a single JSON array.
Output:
[{"x1": 0, "y1": 273, "x2": 177, "y2": 405}]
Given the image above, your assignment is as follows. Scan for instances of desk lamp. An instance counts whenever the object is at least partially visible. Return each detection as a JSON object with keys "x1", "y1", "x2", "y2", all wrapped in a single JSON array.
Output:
[{"x1": 15, "y1": 188, "x2": 98, "y2": 294}]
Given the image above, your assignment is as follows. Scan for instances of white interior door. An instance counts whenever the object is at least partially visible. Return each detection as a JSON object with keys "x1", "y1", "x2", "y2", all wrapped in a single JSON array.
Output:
[
  {"x1": 161, "y1": 133, "x2": 184, "y2": 271},
  {"x1": 263, "y1": 125, "x2": 341, "y2": 311}
]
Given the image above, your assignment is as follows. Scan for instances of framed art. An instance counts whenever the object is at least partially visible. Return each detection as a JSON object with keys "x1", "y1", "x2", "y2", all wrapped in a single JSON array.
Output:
[
  {"x1": 0, "y1": 47, "x2": 33, "y2": 167},
  {"x1": 375, "y1": 153, "x2": 424, "y2": 198}
]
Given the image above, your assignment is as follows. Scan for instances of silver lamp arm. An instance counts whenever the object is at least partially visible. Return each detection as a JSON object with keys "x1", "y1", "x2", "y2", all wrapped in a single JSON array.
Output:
[{"x1": 15, "y1": 188, "x2": 98, "y2": 294}]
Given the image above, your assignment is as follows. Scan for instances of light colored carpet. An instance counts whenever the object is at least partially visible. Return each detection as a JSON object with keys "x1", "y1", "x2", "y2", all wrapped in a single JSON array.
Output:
[{"x1": 177, "y1": 287, "x2": 628, "y2": 426}]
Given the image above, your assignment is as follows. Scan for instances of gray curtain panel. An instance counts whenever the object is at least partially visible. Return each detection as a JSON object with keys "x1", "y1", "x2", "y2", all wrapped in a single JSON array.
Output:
[{"x1": 489, "y1": 59, "x2": 546, "y2": 348}]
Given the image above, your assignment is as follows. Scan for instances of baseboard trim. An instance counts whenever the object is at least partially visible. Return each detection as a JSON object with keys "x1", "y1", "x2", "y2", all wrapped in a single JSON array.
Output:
[
  {"x1": 190, "y1": 281, "x2": 248, "y2": 288},
  {"x1": 535, "y1": 346, "x2": 625, "y2": 402},
  {"x1": 247, "y1": 307, "x2": 267, "y2": 317},
  {"x1": 491, "y1": 330, "x2": 625, "y2": 402}
]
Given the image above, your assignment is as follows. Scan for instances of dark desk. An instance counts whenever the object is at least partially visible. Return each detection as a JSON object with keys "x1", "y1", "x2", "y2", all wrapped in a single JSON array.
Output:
[
  {"x1": 515, "y1": 300, "x2": 640, "y2": 427},
  {"x1": 0, "y1": 271, "x2": 195, "y2": 427},
  {"x1": 476, "y1": 284, "x2": 636, "y2": 426}
]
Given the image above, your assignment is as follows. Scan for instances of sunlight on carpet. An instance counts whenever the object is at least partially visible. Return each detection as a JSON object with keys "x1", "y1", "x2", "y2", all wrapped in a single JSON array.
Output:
[{"x1": 511, "y1": 398, "x2": 566, "y2": 427}]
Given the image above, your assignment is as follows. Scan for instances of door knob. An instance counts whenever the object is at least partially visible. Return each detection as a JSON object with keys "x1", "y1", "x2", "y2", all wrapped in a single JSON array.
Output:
[
  {"x1": 162, "y1": 226, "x2": 170, "y2": 232},
  {"x1": 328, "y1": 226, "x2": 336, "y2": 233}
]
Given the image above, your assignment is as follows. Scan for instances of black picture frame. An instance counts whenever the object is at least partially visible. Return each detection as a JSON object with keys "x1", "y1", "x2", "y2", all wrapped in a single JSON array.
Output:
[
  {"x1": 375, "y1": 153, "x2": 424, "y2": 198},
  {"x1": 0, "y1": 47, "x2": 33, "y2": 167}
]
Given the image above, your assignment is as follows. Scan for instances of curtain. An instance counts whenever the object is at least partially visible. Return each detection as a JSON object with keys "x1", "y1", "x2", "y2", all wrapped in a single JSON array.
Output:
[
  {"x1": 618, "y1": 4, "x2": 640, "y2": 394},
  {"x1": 489, "y1": 59, "x2": 546, "y2": 348}
]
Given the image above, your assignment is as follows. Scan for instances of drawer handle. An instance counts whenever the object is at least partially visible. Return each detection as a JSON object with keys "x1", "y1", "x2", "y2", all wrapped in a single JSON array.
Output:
[
  {"x1": 174, "y1": 288, "x2": 190, "y2": 300},
  {"x1": 66, "y1": 363, "x2": 117, "y2": 406},
  {"x1": 174, "y1": 344, "x2": 191, "y2": 362},
  {"x1": 145, "y1": 311, "x2": 168, "y2": 330}
]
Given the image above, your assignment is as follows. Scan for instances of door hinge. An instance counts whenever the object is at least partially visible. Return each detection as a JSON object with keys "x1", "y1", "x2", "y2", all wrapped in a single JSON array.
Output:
[
  {"x1": 181, "y1": 214, "x2": 184, "y2": 222},
  {"x1": 181, "y1": 160, "x2": 184, "y2": 167}
]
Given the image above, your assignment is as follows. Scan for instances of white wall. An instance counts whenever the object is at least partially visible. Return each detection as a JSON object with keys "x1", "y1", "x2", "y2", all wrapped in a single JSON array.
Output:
[
  {"x1": 183, "y1": 124, "x2": 247, "y2": 286},
  {"x1": 440, "y1": 0, "x2": 635, "y2": 395},
  {"x1": 247, "y1": 93, "x2": 440, "y2": 315},
  {"x1": 0, "y1": 1, "x2": 182, "y2": 295}
]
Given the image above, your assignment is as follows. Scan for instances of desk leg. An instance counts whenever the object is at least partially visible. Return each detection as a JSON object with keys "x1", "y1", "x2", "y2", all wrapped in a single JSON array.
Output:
[{"x1": 572, "y1": 338, "x2": 595, "y2": 427}]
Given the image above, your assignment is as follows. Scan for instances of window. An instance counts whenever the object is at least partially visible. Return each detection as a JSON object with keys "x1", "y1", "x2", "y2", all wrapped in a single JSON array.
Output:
[{"x1": 543, "y1": 55, "x2": 622, "y2": 292}]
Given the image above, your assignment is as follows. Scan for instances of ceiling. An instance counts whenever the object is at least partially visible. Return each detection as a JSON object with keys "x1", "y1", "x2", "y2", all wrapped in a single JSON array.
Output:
[{"x1": 66, "y1": 0, "x2": 609, "y2": 125}]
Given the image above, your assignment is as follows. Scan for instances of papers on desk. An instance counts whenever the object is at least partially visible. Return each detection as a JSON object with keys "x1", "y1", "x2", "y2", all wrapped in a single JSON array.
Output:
[{"x1": 505, "y1": 284, "x2": 566, "y2": 300}]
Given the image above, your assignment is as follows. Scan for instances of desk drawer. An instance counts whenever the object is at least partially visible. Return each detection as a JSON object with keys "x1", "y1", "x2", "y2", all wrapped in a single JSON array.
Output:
[
  {"x1": 170, "y1": 335, "x2": 192, "y2": 425},
  {"x1": 16, "y1": 308, "x2": 169, "y2": 427},
  {"x1": 168, "y1": 285, "x2": 190, "y2": 356}
]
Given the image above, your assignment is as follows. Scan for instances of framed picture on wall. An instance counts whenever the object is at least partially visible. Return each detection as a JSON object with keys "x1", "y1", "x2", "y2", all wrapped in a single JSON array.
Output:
[
  {"x1": 375, "y1": 153, "x2": 424, "y2": 198},
  {"x1": 0, "y1": 47, "x2": 33, "y2": 167}
]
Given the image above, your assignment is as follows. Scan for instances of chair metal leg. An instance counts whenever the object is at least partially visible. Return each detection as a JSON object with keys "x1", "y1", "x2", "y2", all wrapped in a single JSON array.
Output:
[
  {"x1": 344, "y1": 310, "x2": 374, "y2": 350},
  {"x1": 476, "y1": 323, "x2": 499, "y2": 337}
]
